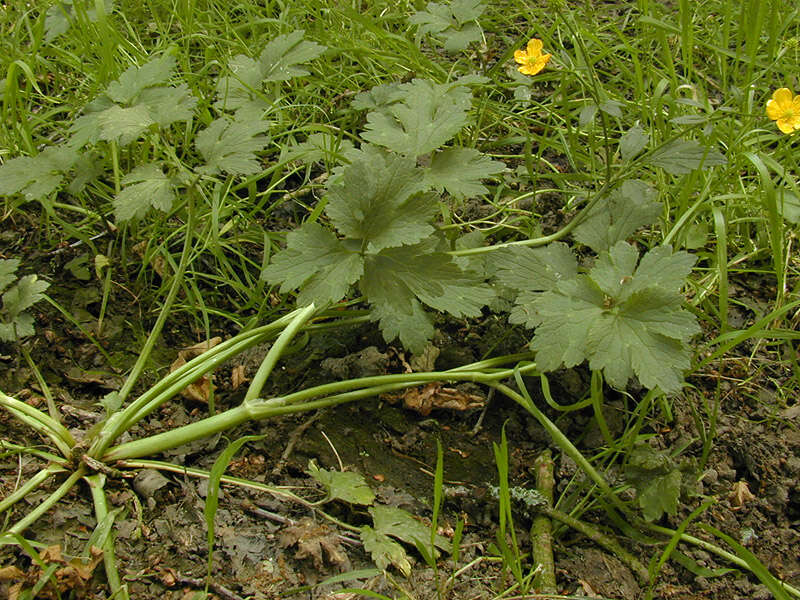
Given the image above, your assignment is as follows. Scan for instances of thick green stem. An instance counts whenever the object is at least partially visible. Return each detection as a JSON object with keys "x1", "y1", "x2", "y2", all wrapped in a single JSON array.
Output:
[
  {"x1": 244, "y1": 304, "x2": 318, "y2": 401},
  {"x1": 103, "y1": 364, "x2": 541, "y2": 462},
  {"x1": 0, "y1": 463, "x2": 66, "y2": 516},
  {"x1": 8, "y1": 467, "x2": 86, "y2": 535},
  {"x1": 0, "y1": 392, "x2": 75, "y2": 456},
  {"x1": 531, "y1": 450, "x2": 556, "y2": 593},
  {"x1": 85, "y1": 474, "x2": 129, "y2": 600}
]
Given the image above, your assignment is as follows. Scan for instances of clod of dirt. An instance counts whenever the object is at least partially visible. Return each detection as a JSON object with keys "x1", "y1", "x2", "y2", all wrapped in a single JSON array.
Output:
[{"x1": 321, "y1": 346, "x2": 389, "y2": 379}]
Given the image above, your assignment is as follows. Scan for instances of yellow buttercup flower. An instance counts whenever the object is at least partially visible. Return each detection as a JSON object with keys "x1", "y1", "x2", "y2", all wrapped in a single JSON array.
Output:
[
  {"x1": 514, "y1": 38, "x2": 551, "y2": 76},
  {"x1": 766, "y1": 88, "x2": 800, "y2": 134}
]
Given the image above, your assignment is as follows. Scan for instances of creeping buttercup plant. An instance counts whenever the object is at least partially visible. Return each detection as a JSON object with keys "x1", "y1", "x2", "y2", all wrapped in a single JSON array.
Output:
[{"x1": 1, "y1": 0, "x2": 799, "y2": 598}]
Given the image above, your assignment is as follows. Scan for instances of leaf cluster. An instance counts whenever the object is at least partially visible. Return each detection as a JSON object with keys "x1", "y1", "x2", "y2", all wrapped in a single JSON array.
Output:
[
  {"x1": 307, "y1": 462, "x2": 450, "y2": 576},
  {"x1": 264, "y1": 78, "x2": 504, "y2": 352},
  {"x1": 409, "y1": 0, "x2": 486, "y2": 52}
]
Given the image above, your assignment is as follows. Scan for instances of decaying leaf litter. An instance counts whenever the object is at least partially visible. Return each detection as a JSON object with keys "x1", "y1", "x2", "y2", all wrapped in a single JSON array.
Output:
[{"x1": 1, "y1": 0, "x2": 799, "y2": 599}]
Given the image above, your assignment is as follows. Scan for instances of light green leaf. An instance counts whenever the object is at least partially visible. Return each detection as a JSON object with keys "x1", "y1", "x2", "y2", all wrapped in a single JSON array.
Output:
[
  {"x1": 195, "y1": 117, "x2": 270, "y2": 175},
  {"x1": 599, "y1": 100, "x2": 623, "y2": 118},
  {"x1": 307, "y1": 461, "x2": 375, "y2": 505},
  {"x1": 97, "y1": 104, "x2": 155, "y2": 146},
  {"x1": 619, "y1": 123, "x2": 649, "y2": 162},
  {"x1": 529, "y1": 242, "x2": 699, "y2": 394},
  {"x1": 410, "y1": 2, "x2": 451, "y2": 34},
  {"x1": 648, "y1": 139, "x2": 727, "y2": 175},
  {"x1": 284, "y1": 132, "x2": 355, "y2": 164},
  {"x1": 215, "y1": 54, "x2": 263, "y2": 112},
  {"x1": 361, "y1": 78, "x2": 473, "y2": 157},
  {"x1": 44, "y1": 0, "x2": 114, "y2": 42},
  {"x1": 325, "y1": 149, "x2": 432, "y2": 252},
  {"x1": 441, "y1": 23, "x2": 482, "y2": 52},
  {"x1": 106, "y1": 53, "x2": 177, "y2": 105},
  {"x1": 113, "y1": 163, "x2": 176, "y2": 222},
  {"x1": 262, "y1": 223, "x2": 363, "y2": 306},
  {"x1": 259, "y1": 30, "x2": 326, "y2": 82},
  {"x1": 0, "y1": 313, "x2": 35, "y2": 341},
  {"x1": 360, "y1": 526, "x2": 411, "y2": 576},
  {"x1": 425, "y1": 147, "x2": 504, "y2": 198},
  {"x1": 369, "y1": 505, "x2": 451, "y2": 552},
  {"x1": 137, "y1": 84, "x2": 197, "y2": 127},
  {"x1": 351, "y1": 82, "x2": 404, "y2": 111},
  {"x1": 0, "y1": 146, "x2": 80, "y2": 201},
  {"x1": 493, "y1": 242, "x2": 578, "y2": 293},
  {"x1": 777, "y1": 190, "x2": 800, "y2": 224},
  {"x1": 579, "y1": 103, "x2": 598, "y2": 127},
  {"x1": 2, "y1": 275, "x2": 49, "y2": 318},
  {"x1": 573, "y1": 179, "x2": 663, "y2": 253},
  {"x1": 0, "y1": 259, "x2": 20, "y2": 293},
  {"x1": 410, "y1": 1, "x2": 485, "y2": 52},
  {"x1": 625, "y1": 444, "x2": 688, "y2": 521}
]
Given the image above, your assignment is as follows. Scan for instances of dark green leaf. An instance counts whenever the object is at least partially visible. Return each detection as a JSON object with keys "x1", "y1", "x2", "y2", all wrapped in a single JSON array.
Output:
[
  {"x1": 648, "y1": 139, "x2": 727, "y2": 175},
  {"x1": 573, "y1": 179, "x2": 663, "y2": 253},
  {"x1": 530, "y1": 242, "x2": 699, "y2": 394},
  {"x1": 262, "y1": 223, "x2": 363, "y2": 306},
  {"x1": 325, "y1": 149, "x2": 431, "y2": 252}
]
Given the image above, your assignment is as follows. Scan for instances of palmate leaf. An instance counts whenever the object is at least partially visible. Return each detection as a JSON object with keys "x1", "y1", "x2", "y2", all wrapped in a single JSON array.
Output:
[
  {"x1": 410, "y1": 0, "x2": 485, "y2": 52},
  {"x1": 370, "y1": 505, "x2": 451, "y2": 553},
  {"x1": 572, "y1": 179, "x2": 663, "y2": 253},
  {"x1": 361, "y1": 78, "x2": 474, "y2": 157},
  {"x1": 424, "y1": 147, "x2": 505, "y2": 198},
  {"x1": 325, "y1": 148, "x2": 432, "y2": 252},
  {"x1": 96, "y1": 104, "x2": 155, "y2": 145},
  {"x1": 361, "y1": 239, "x2": 493, "y2": 352},
  {"x1": 0, "y1": 259, "x2": 20, "y2": 293},
  {"x1": 195, "y1": 117, "x2": 270, "y2": 176},
  {"x1": 647, "y1": 138, "x2": 727, "y2": 175},
  {"x1": 113, "y1": 163, "x2": 176, "y2": 222},
  {"x1": 0, "y1": 146, "x2": 80, "y2": 201},
  {"x1": 0, "y1": 273, "x2": 50, "y2": 342},
  {"x1": 259, "y1": 30, "x2": 326, "y2": 82},
  {"x1": 307, "y1": 461, "x2": 375, "y2": 505},
  {"x1": 261, "y1": 223, "x2": 364, "y2": 306},
  {"x1": 360, "y1": 526, "x2": 411, "y2": 576},
  {"x1": 492, "y1": 242, "x2": 578, "y2": 328},
  {"x1": 106, "y1": 53, "x2": 177, "y2": 104},
  {"x1": 528, "y1": 241, "x2": 699, "y2": 394},
  {"x1": 624, "y1": 444, "x2": 694, "y2": 522}
]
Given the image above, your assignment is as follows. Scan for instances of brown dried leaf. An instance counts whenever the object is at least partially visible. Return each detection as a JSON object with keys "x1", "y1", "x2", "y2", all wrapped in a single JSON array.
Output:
[
  {"x1": 729, "y1": 480, "x2": 756, "y2": 509},
  {"x1": 231, "y1": 364, "x2": 248, "y2": 390},
  {"x1": 169, "y1": 337, "x2": 222, "y2": 403},
  {"x1": 279, "y1": 518, "x2": 349, "y2": 570},
  {"x1": 382, "y1": 383, "x2": 484, "y2": 416}
]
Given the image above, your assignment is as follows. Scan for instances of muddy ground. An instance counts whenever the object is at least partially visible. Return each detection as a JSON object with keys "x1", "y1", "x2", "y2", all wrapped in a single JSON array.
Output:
[{"x1": 1, "y1": 216, "x2": 799, "y2": 600}]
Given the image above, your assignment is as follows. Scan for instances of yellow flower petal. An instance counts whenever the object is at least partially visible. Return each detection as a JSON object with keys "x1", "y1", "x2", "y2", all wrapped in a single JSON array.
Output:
[
  {"x1": 514, "y1": 49, "x2": 528, "y2": 64},
  {"x1": 527, "y1": 38, "x2": 544, "y2": 56},
  {"x1": 771, "y1": 87, "x2": 794, "y2": 106},
  {"x1": 766, "y1": 98, "x2": 784, "y2": 120},
  {"x1": 776, "y1": 119, "x2": 796, "y2": 134}
]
